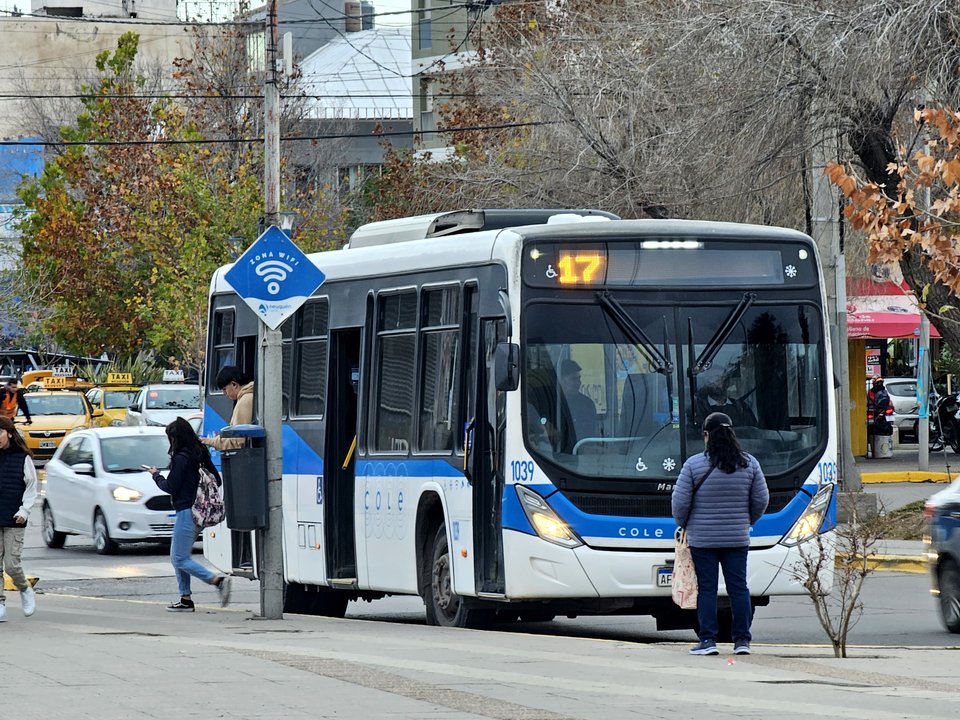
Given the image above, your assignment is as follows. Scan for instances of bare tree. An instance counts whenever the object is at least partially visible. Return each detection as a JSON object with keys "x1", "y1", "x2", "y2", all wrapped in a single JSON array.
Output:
[
  {"x1": 388, "y1": 1, "x2": 960, "y2": 346},
  {"x1": 791, "y1": 494, "x2": 896, "y2": 658}
]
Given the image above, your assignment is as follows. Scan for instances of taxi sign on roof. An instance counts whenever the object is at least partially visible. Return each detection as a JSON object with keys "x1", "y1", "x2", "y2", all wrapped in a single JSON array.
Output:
[
  {"x1": 106, "y1": 372, "x2": 133, "y2": 384},
  {"x1": 163, "y1": 369, "x2": 185, "y2": 382},
  {"x1": 45, "y1": 376, "x2": 67, "y2": 388},
  {"x1": 224, "y1": 226, "x2": 326, "y2": 330},
  {"x1": 51, "y1": 365, "x2": 75, "y2": 377}
]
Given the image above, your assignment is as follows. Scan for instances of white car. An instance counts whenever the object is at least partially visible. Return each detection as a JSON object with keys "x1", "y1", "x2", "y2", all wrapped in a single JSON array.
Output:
[
  {"x1": 125, "y1": 383, "x2": 201, "y2": 427},
  {"x1": 41, "y1": 427, "x2": 175, "y2": 554}
]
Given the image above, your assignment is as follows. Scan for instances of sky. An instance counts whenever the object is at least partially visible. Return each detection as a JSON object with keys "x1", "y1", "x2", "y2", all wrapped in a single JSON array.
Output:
[{"x1": 370, "y1": 0, "x2": 413, "y2": 27}]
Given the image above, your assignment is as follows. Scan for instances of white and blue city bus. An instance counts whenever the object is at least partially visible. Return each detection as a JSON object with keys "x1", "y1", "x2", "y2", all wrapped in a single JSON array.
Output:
[{"x1": 203, "y1": 209, "x2": 837, "y2": 631}]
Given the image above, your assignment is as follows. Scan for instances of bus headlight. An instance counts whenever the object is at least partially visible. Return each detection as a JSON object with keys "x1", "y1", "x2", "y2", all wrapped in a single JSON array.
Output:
[
  {"x1": 781, "y1": 484, "x2": 833, "y2": 547},
  {"x1": 515, "y1": 485, "x2": 582, "y2": 548}
]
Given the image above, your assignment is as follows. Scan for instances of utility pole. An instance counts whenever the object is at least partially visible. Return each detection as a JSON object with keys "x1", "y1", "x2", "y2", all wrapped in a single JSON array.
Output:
[
  {"x1": 811, "y1": 135, "x2": 861, "y2": 492},
  {"x1": 918, "y1": 135, "x2": 933, "y2": 471},
  {"x1": 919, "y1": 314, "x2": 930, "y2": 470},
  {"x1": 258, "y1": 0, "x2": 284, "y2": 620}
]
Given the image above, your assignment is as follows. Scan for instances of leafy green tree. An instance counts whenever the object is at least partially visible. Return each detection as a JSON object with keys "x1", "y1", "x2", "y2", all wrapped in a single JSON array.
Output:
[{"x1": 16, "y1": 33, "x2": 262, "y2": 368}]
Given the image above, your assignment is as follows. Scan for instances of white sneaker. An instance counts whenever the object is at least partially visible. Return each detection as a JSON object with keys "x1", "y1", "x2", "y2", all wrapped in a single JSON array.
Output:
[
  {"x1": 0, "y1": 604, "x2": 6, "y2": 622},
  {"x1": 21, "y1": 587, "x2": 35, "y2": 617}
]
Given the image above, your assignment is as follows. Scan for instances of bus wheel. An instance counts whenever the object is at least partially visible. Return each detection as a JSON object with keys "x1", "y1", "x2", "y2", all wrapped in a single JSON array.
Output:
[
  {"x1": 425, "y1": 524, "x2": 488, "y2": 628},
  {"x1": 283, "y1": 583, "x2": 349, "y2": 617}
]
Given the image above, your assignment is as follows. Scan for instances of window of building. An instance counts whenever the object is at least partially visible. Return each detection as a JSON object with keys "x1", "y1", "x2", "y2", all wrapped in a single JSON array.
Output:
[
  {"x1": 417, "y1": 3, "x2": 432, "y2": 50},
  {"x1": 247, "y1": 30, "x2": 265, "y2": 73}
]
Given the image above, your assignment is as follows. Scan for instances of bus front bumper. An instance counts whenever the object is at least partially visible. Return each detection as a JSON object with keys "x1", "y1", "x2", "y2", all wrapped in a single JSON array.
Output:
[{"x1": 502, "y1": 529, "x2": 835, "y2": 600}]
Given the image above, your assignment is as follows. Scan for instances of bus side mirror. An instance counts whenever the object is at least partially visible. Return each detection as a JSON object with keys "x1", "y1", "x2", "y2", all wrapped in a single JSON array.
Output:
[{"x1": 494, "y1": 343, "x2": 520, "y2": 391}]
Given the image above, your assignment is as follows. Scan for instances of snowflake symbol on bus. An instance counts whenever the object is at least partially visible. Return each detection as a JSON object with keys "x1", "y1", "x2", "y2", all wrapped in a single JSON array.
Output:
[
  {"x1": 784, "y1": 264, "x2": 798, "y2": 278},
  {"x1": 662, "y1": 458, "x2": 676, "y2": 472}
]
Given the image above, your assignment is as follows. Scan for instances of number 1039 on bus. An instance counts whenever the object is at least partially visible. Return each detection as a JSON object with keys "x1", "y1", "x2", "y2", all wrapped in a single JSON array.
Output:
[{"x1": 511, "y1": 460, "x2": 536, "y2": 482}]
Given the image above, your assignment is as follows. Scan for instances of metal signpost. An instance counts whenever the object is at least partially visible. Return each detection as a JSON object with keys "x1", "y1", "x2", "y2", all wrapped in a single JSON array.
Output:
[{"x1": 224, "y1": 226, "x2": 325, "y2": 618}]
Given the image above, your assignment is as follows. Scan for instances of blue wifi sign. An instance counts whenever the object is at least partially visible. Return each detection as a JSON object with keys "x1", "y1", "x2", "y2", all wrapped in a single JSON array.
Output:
[{"x1": 224, "y1": 226, "x2": 326, "y2": 330}]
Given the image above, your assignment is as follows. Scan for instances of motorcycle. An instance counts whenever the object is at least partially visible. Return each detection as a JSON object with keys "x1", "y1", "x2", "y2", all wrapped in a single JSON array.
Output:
[{"x1": 931, "y1": 391, "x2": 960, "y2": 453}]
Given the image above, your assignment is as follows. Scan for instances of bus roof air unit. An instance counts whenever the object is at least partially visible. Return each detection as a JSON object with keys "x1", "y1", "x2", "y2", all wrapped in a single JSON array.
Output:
[{"x1": 346, "y1": 209, "x2": 619, "y2": 249}]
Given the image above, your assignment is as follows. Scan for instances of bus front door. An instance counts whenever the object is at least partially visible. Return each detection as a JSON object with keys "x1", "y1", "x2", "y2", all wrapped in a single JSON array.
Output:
[
  {"x1": 324, "y1": 328, "x2": 360, "y2": 583},
  {"x1": 471, "y1": 317, "x2": 506, "y2": 596}
]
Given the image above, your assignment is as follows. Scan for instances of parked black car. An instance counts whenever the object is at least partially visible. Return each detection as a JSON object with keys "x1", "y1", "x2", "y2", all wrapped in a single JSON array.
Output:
[{"x1": 925, "y1": 479, "x2": 960, "y2": 633}]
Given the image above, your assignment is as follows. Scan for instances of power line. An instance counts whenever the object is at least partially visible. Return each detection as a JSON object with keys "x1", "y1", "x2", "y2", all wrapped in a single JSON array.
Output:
[
  {"x1": 0, "y1": 92, "x2": 479, "y2": 100},
  {"x1": 0, "y1": 2, "x2": 487, "y2": 27},
  {"x1": 0, "y1": 118, "x2": 547, "y2": 147},
  {"x1": 0, "y1": 7, "x2": 252, "y2": 26}
]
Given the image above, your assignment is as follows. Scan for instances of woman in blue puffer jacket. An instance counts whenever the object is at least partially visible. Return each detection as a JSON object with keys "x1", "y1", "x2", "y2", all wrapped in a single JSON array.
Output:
[{"x1": 672, "y1": 411, "x2": 769, "y2": 657}]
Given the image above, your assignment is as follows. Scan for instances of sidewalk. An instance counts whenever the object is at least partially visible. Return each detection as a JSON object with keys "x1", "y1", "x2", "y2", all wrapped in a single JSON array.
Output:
[
  {"x1": 856, "y1": 443, "x2": 960, "y2": 484},
  {"x1": 6, "y1": 592, "x2": 956, "y2": 719}
]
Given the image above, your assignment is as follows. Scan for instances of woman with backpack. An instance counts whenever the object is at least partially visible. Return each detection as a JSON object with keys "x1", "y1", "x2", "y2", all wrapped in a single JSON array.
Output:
[{"x1": 145, "y1": 417, "x2": 230, "y2": 612}]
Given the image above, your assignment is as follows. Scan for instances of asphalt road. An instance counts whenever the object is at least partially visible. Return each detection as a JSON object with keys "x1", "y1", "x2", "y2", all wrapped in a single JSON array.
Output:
[{"x1": 20, "y1": 508, "x2": 956, "y2": 649}]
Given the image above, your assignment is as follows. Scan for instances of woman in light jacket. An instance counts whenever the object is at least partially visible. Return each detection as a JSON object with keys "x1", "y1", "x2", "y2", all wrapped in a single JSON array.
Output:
[
  {"x1": 672, "y1": 411, "x2": 769, "y2": 656},
  {"x1": 0, "y1": 415, "x2": 37, "y2": 620}
]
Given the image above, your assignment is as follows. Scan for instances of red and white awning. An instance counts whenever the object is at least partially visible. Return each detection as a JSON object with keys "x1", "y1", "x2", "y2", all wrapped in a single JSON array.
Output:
[{"x1": 845, "y1": 278, "x2": 940, "y2": 340}]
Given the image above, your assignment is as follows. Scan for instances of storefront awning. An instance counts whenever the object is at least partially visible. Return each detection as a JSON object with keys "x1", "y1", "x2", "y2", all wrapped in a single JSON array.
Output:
[{"x1": 847, "y1": 311, "x2": 940, "y2": 339}]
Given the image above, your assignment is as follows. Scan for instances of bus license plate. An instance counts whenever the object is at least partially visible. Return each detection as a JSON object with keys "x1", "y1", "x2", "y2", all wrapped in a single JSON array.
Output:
[
  {"x1": 656, "y1": 567, "x2": 673, "y2": 587},
  {"x1": 39, "y1": 441, "x2": 56, "y2": 449}
]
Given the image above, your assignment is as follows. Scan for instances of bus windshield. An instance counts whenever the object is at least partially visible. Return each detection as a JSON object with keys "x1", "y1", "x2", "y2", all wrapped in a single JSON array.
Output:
[{"x1": 523, "y1": 299, "x2": 824, "y2": 480}]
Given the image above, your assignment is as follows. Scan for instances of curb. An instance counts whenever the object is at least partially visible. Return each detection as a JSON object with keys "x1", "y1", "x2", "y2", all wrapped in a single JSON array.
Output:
[
  {"x1": 3, "y1": 574, "x2": 38, "y2": 591},
  {"x1": 859, "y1": 471, "x2": 954, "y2": 484},
  {"x1": 837, "y1": 554, "x2": 927, "y2": 574}
]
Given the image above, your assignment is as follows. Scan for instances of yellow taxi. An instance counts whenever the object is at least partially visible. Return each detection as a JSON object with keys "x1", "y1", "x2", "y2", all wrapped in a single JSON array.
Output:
[
  {"x1": 21, "y1": 369, "x2": 94, "y2": 393},
  {"x1": 85, "y1": 373, "x2": 142, "y2": 427},
  {"x1": 17, "y1": 387, "x2": 103, "y2": 464}
]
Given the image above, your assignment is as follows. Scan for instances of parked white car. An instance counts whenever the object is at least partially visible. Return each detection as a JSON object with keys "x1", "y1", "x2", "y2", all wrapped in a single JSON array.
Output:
[
  {"x1": 125, "y1": 383, "x2": 201, "y2": 427},
  {"x1": 41, "y1": 427, "x2": 175, "y2": 554}
]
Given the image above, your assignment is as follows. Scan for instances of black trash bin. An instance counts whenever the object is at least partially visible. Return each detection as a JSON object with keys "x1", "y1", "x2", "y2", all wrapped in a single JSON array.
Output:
[{"x1": 219, "y1": 424, "x2": 268, "y2": 530}]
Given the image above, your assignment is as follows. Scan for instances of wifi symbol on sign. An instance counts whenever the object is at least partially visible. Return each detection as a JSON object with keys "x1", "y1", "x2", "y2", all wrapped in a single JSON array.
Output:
[{"x1": 255, "y1": 260, "x2": 293, "y2": 296}]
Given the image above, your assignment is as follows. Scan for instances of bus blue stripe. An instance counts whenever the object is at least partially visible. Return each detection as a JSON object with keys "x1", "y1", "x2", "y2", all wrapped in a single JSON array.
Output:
[{"x1": 210, "y1": 420, "x2": 816, "y2": 540}]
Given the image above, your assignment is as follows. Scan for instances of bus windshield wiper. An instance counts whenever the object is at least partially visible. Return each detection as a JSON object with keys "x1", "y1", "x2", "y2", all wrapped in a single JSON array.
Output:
[
  {"x1": 688, "y1": 293, "x2": 756, "y2": 427},
  {"x1": 690, "y1": 292, "x2": 756, "y2": 376},
  {"x1": 596, "y1": 290, "x2": 673, "y2": 374}
]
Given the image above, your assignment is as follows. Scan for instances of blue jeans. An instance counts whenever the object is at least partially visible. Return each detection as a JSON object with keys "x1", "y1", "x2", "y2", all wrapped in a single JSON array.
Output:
[
  {"x1": 689, "y1": 546, "x2": 752, "y2": 644},
  {"x1": 171, "y1": 508, "x2": 215, "y2": 597}
]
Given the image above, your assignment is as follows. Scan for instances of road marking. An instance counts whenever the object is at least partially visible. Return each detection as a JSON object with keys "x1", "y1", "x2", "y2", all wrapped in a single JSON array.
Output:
[{"x1": 35, "y1": 562, "x2": 174, "y2": 581}]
